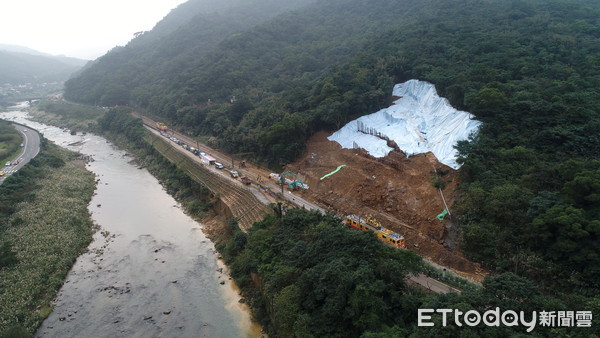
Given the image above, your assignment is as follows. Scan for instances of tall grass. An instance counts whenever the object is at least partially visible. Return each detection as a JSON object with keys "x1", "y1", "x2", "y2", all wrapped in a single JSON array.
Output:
[
  {"x1": 0, "y1": 121, "x2": 22, "y2": 164},
  {"x1": 0, "y1": 142, "x2": 96, "y2": 336},
  {"x1": 29, "y1": 100, "x2": 105, "y2": 133}
]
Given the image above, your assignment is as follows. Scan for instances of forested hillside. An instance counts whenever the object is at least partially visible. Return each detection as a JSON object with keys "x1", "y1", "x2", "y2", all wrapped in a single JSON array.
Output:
[
  {"x1": 66, "y1": 0, "x2": 600, "y2": 332},
  {"x1": 64, "y1": 0, "x2": 315, "y2": 106},
  {"x1": 0, "y1": 48, "x2": 86, "y2": 84}
]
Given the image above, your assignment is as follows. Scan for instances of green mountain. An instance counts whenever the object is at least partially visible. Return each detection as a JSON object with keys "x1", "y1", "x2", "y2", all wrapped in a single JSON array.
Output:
[
  {"x1": 69, "y1": 0, "x2": 600, "y2": 300},
  {"x1": 66, "y1": 0, "x2": 600, "y2": 335},
  {"x1": 0, "y1": 45, "x2": 87, "y2": 84},
  {"x1": 64, "y1": 0, "x2": 316, "y2": 105}
]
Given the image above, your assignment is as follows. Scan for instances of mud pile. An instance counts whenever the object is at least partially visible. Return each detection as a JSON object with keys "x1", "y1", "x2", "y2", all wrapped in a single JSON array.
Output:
[{"x1": 287, "y1": 132, "x2": 484, "y2": 281}]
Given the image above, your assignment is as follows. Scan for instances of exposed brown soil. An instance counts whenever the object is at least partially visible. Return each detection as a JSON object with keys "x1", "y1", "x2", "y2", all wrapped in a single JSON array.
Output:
[
  {"x1": 139, "y1": 114, "x2": 485, "y2": 282},
  {"x1": 202, "y1": 211, "x2": 231, "y2": 241},
  {"x1": 284, "y1": 131, "x2": 485, "y2": 282}
]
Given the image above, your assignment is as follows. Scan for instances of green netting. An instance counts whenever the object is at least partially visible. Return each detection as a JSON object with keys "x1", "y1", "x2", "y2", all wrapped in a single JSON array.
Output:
[
  {"x1": 436, "y1": 208, "x2": 448, "y2": 220},
  {"x1": 320, "y1": 164, "x2": 346, "y2": 180}
]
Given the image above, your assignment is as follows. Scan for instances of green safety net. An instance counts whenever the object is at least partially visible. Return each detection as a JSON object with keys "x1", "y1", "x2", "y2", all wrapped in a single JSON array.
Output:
[
  {"x1": 320, "y1": 165, "x2": 346, "y2": 180},
  {"x1": 436, "y1": 208, "x2": 448, "y2": 220}
]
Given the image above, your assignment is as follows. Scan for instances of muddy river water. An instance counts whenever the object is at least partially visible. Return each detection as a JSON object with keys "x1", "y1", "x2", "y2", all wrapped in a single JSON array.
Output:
[{"x1": 0, "y1": 106, "x2": 260, "y2": 337}]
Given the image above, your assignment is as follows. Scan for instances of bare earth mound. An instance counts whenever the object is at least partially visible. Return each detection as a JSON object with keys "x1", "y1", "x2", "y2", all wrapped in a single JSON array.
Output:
[{"x1": 286, "y1": 131, "x2": 485, "y2": 281}]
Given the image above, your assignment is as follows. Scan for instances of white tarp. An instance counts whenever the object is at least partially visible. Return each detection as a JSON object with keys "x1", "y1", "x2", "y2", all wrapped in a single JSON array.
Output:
[{"x1": 328, "y1": 79, "x2": 481, "y2": 169}]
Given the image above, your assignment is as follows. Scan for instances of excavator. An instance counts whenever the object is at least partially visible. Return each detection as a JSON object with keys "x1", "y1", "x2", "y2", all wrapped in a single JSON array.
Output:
[
  {"x1": 276, "y1": 170, "x2": 308, "y2": 190},
  {"x1": 277, "y1": 170, "x2": 296, "y2": 185},
  {"x1": 288, "y1": 180, "x2": 307, "y2": 190}
]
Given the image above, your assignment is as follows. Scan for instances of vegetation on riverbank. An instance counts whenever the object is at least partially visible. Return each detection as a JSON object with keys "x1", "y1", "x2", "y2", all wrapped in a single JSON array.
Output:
[
  {"x1": 0, "y1": 140, "x2": 96, "y2": 337},
  {"x1": 29, "y1": 99, "x2": 105, "y2": 134},
  {"x1": 0, "y1": 120, "x2": 23, "y2": 165}
]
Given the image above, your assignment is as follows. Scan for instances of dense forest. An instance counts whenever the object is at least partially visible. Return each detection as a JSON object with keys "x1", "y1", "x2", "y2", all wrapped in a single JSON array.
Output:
[
  {"x1": 65, "y1": 0, "x2": 600, "y2": 335},
  {"x1": 218, "y1": 208, "x2": 598, "y2": 337},
  {"x1": 64, "y1": 0, "x2": 315, "y2": 107}
]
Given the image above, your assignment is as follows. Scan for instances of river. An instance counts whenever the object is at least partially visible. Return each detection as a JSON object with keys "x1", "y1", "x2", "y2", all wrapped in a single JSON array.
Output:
[{"x1": 0, "y1": 105, "x2": 260, "y2": 337}]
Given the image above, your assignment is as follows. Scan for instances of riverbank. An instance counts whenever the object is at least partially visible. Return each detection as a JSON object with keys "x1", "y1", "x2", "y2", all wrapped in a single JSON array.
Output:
[
  {"x1": 19, "y1": 102, "x2": 265, "y2": 335},
  {"x1": 94, "y1": 108, "x2": 266, "y2": 336},
  {"x1": 27, "y1": 100, "x2": 105, "y2": 134},
  {"x1": 1, "y1": 106, "x2": 260, "y2": 337},
  {"x1": 0, "y1": 141, "x2": 96, "y2": 336}
]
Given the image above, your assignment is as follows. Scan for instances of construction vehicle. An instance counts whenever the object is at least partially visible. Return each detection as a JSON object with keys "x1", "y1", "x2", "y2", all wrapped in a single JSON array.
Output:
[
  {"x1": 344, "y1": 214, "x2": 405, "y2": 248},
  {"x1": 156, "y1": 122, "x2": 168, "y2": 132},
  {"x1": 288, "y1": 180, "x2": 307, "y2": 190},
  {"x1": 277, "y1": 170, "x2": 296, "y2": 185}
]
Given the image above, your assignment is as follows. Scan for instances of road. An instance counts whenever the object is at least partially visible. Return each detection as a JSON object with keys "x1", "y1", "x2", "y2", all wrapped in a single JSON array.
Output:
[
  {"x1": 137, "y1": 114, "x2": 325, "y2": 214},
  {"x1": 0, "y1": 123, "x2": 40, "y2": 183},
  {"x1": 408, "y1": 274, "x2": 462, "y2": 294},
  {"x1": 138, "y1": 115, "x2": 463, "y2": 294}
]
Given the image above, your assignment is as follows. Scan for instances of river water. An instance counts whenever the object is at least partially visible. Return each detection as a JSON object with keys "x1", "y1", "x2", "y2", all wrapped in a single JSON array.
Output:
[{"x1": 0, "y1": 106, "x2": 259, "y2": 337}]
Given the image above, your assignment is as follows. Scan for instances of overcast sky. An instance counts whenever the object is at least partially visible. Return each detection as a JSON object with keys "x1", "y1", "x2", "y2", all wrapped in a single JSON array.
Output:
[{"x1": 0, "y1": 0, "x2": 188, "y2": 60}]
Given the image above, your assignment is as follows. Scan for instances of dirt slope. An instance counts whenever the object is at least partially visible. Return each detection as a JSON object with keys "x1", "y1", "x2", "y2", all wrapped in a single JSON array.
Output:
[{"x1": 285, "y1": 131, "x2": 484, "y2": 281}]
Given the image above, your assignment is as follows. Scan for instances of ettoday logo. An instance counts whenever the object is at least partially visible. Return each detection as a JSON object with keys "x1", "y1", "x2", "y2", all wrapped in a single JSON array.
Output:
[{"x1": 418, "y1": 308, "x2": 593, "y2": 332}]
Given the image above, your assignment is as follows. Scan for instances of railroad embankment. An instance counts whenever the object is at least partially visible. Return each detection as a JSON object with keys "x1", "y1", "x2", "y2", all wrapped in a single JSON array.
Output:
[{"x1": 145, "y1": 132, "x2": 270, "y2": 232}]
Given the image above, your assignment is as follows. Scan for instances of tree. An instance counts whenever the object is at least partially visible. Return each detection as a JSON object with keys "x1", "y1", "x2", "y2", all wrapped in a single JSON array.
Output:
[{"x1": 465, "y1": 87, "x2": 507, "y2": 118}]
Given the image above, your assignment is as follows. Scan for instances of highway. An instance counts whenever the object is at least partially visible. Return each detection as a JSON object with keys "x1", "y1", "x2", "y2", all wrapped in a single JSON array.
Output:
[{"x1": 0, "y1": 123, "x2": 40, "y2": 184}]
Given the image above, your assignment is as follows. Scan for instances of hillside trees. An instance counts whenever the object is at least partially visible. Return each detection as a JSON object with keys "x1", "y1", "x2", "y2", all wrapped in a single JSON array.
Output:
[
  {"x1": 64, "y1": 0, "x2": 317, "y2": 107},
  {"x1": 219, "y1": 209, "x2": 590, "y2": 337},
  {"x1": 66, "y1": 0, "x2": 600, "y2": 294},
  {"x1": 218, "y1": 209, "x2": 423, "y2": 336}
]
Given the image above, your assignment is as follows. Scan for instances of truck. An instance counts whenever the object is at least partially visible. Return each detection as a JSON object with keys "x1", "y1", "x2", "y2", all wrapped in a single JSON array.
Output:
[{"x1": 156, "y1": 122, "x2": 168, "y2": 132}]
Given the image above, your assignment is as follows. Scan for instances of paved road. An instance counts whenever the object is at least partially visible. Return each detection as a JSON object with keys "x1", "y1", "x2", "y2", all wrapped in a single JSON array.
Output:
[
  {"x1": 137, "y1": 114, "x2": 325, "y2": 214},
  {"x1": 0, "y1": 124, "x2": 40, "y2": 183},
  {"x1": 140, "y1": 115, "x2": 463, "y2": 294},
  {"x1": 408, "y1": 274, "x2": 462, "y2": 294}
]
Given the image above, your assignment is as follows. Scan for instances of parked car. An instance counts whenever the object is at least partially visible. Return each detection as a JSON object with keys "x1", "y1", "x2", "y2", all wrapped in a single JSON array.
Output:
[{"x1": 215, "y1": 162, "x2": 224, "y2": 169}]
